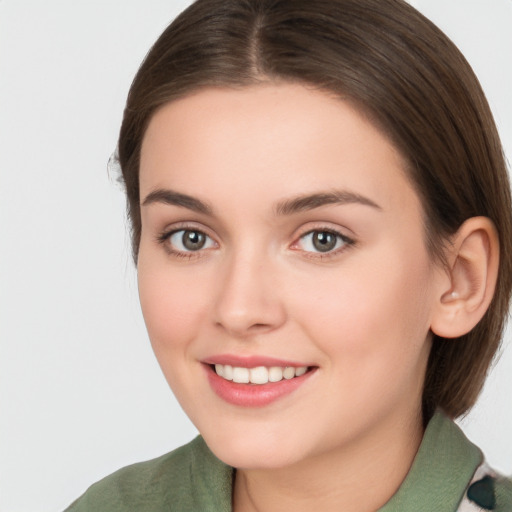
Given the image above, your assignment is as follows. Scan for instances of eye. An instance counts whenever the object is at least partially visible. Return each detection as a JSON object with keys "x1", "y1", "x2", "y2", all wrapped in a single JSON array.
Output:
[
  {"x1": 297, "y1": 230, "x2": 353, "y2": 254},
  {"x1": 167, "y1": 229, "x2": 216, "y2": 253}
]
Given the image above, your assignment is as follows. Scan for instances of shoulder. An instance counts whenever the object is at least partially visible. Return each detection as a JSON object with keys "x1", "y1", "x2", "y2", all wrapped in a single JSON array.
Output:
[{"x1": 64, "y1": 436, "x2": 233, "y2": 512}]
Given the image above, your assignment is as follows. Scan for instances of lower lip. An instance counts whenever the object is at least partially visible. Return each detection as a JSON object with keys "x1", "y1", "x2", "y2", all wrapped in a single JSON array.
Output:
[{"x1": 205, "y1": 365, "x2": 315, "y2": 407}]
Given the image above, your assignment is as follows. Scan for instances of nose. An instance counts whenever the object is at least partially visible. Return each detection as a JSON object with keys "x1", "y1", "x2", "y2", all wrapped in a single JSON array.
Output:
[{"x1": 213, "y1": 249, "x2": 287, "y2": 338}]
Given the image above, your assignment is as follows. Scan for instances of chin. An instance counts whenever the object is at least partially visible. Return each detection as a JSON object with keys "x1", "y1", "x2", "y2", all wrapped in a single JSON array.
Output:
[{"x1": 199, "y1": 424, "x2": 308, "y2": 470}]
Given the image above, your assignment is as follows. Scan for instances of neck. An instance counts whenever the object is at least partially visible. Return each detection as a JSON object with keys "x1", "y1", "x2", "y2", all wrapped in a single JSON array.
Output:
[{"x1": 233, "y1": 407, "x2": 424, "y2": 512}]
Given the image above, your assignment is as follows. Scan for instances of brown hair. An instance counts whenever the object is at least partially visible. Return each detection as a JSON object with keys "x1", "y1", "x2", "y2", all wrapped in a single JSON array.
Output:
[{"x1": 117, "y1": 0, "x2": 512, "y2": 419}]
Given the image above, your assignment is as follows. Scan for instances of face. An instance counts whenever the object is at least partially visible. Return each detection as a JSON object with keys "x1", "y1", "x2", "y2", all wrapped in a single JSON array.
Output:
[{"x1": 138, "y1": 84, "x2": 442, "y2": 470}]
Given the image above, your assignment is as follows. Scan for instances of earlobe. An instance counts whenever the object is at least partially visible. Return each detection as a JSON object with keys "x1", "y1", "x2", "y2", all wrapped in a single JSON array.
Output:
[{"x1": 430, "y1": 217, "x2": 499, "y2": 339}]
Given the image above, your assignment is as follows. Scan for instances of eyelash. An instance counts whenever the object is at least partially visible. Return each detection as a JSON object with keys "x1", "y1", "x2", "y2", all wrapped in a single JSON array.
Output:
[
  {"x1": 157, "y1": 226, "x2": 355, "y2": 260},
  {"x1": 157, "y1": 227, "x2": 217, "y2": 259},
  {"x1": 292, "y1": 228, "x2": 355, "y2": 259}
]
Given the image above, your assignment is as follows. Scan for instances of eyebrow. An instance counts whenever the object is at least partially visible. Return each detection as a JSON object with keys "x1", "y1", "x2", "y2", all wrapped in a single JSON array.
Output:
[
  {"x1": 142, "y1": 189, "x2": 212, "y2": 215},
  {"x1": 142, "y1": 188, "x2": 381, "y2": 216},
  {"x1": 274, "y1": 190, "x2": 381, "y2": 216}
]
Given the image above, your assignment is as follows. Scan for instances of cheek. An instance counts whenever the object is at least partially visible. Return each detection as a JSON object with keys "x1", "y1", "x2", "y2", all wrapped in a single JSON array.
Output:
[
  {"x1": 137, "y1": 258, "x2": 210, "y2": 356},
  {"x1": 137, "y1": 261, "x2": 217, "y2": 413},
  {"x1": 288, "y1": 254, "x2": 434, "y2": 426},
  {"x1": 291, "y1": 244, "x2": 435, "y2": 369}
]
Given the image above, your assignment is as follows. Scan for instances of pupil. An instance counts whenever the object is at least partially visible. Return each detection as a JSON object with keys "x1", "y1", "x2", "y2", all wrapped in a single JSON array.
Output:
[
  {"x1": 183, "y1": 231, "x2": 205, "y2": 250},
  {"x1": 313, "y1": 232, "x2": 336, "y2": 252}
]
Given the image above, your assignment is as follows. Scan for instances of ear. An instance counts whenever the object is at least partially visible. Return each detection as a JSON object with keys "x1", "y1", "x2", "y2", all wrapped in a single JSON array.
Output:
[{"x1": 430, "y1": 217, "x2": 499, "y2": 339}]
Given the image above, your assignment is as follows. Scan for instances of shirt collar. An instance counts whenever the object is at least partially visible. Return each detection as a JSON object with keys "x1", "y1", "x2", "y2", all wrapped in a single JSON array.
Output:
[{"x1": 378, "y1": 410, "x2": 482, "y2": 511}]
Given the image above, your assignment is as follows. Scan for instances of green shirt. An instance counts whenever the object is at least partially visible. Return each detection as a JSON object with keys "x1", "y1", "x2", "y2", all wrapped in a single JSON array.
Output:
[{"x1": 65, "y1": 412, "x2": 512, "y2": 511}]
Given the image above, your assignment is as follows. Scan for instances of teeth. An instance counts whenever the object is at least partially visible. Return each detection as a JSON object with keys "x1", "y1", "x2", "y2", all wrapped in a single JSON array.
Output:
[
  {"x1": 268, "y1": 366, "x2": 283, "y2": 382},
  {"x1": 215, "y1": 364, "x2": 224, "y2": 378},
  {"x1": 295, "y1": 366, "x2": 307, "y2": 377},
  {"x1": 232, "y1": 367, "x2": 250, "y2": 383},
  {"x1": 249, "y1": 366, "x2": 269, "y2": 384},
  {"x1": 283, "y1": 367, "x2": 295, "y2": 380},
  {"x1": 214, "y1": 364, "x2": 308, "y2": 384},
  {"x1": 223, "y1": 365, "x2": 233, "y2": 381}
]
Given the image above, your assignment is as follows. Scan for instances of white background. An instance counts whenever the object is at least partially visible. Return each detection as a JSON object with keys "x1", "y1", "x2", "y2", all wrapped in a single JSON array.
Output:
[{"x1": 1, "y1": 1, "x2": 511, "y2": 511}]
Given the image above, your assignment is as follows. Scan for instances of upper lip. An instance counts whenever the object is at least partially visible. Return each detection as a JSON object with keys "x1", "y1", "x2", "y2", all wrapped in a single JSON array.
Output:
[{"x1": 203, "y1": 354, "x2": 313, "y2": 368}]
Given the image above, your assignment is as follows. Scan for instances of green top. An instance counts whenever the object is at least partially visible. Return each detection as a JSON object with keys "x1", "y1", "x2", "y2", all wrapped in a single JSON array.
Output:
[{"x1": 65, "y1": 412, "x2": 512, "y2": 511}]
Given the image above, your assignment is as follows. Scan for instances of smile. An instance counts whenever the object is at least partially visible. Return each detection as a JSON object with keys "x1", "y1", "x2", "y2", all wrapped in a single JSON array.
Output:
[
  {"x1": 204, "y1": 359, "x2": 316, "y2": 407},
  {"x1": 214, "y1": 364, "x2": 308, "y2": 384}
]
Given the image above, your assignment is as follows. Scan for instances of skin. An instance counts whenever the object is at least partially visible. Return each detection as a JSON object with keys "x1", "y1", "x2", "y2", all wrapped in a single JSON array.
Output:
[{"x1": 137, "y1": 83, "x2": 448, "y2": 512}]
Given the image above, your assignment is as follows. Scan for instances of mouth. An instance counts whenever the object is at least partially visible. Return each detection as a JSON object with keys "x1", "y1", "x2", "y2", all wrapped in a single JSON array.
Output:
[
  {"x1": 211, "y1": 363, "x2": 310, "y2": 384},
  {"x1": 203, "y1": 359, "x2": 317, "y2": 407}
]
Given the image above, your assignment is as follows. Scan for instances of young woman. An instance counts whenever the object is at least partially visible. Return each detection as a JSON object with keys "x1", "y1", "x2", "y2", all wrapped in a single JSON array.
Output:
[{"x1": 65, "y1": 0, "x2": 512, "y2": 510}]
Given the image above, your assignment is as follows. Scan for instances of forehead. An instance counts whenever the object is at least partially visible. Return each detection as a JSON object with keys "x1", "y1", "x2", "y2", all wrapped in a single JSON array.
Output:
[{"x1": 139, "y1": 83, "x2": 419, "y2": 217}]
